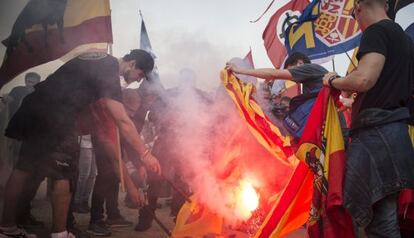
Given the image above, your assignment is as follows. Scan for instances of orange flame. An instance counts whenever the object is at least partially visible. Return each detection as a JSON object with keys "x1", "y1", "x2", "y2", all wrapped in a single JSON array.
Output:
[{"x1": 236, "y1": 180, "x2": 259, "y2": 219}]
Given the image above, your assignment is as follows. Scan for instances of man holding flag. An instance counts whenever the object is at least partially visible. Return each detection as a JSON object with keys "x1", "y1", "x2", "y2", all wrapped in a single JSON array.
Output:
[
  {"x1": 0, "y1": 49, "x2": 161, "y2": 238},
  {"x1": 323, "y1": 0, "x2": 414, "y2": 236},
  {"x1": 226, "y1": 52, "x2": 328, "y2": 140}
]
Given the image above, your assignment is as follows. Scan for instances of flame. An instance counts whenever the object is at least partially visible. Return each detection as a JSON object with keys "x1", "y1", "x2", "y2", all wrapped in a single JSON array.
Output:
[{"x1": 236, "y1": 180, "x2": 259, "y2": 220}]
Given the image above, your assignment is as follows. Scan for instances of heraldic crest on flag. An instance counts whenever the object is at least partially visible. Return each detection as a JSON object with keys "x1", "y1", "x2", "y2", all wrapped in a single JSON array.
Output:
[{"x1": 285, "y1": 0, "x2": 361, "y2": 60}]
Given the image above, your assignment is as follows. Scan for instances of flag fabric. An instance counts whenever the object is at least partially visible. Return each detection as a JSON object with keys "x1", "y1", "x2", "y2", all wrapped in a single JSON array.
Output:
[
  {"x1": 284, "y1": 0, "x2": 361, "y2": 61},
  {"x1": 394, "y1": 0, "x2": 414, "y2": 40},
  {"x1": 172, "y1": 196, "x2": 224, "y2": 238},
  {"x1": 263, "y1": 0, "x2": 309, "y2": 68},
  {"x1": 139, "y1": 12, "x2": 163, "y2": 86},
  {"x1": 221, "y1": 70, "x2": 295, "y2": 166},
  {"x1": 256, "y1": 87, "x2": 354, "y2": 238},
  {"x1": 254, "y1": 161, "x2": 314, "y2": 238},
  {"x1": 243, "y1": 49, "x2": 255, "y2": 69},
  {"x1": 0, "y1": 0, "x2": 113, "y2": 88}
]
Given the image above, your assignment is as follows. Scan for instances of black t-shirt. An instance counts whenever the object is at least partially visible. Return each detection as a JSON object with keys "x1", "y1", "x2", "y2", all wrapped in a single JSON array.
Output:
[
  {"x1": 288, "y1": 63, "x2": 327, "y2": 94},
  {"x1": 19, "y1": 52, "x2": 121, "y2": 137},
  {"x1": 353, "y1": 19, "x2": 412, "y2": 121}
]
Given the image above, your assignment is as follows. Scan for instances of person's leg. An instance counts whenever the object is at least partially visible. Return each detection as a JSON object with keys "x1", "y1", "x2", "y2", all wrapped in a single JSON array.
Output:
[
  {"x1": 135, "y1": 179, "x2": 159, "y2": 231},
  {"x1": 73, "y1": 147, "x2": 91, "y2": 205},
  {"x1": 365, "y1": 193, "x2": 401, "y2": 238},
  {"x1": 83, "y1": 149, "x2": 97, "y2": 208},
  {"x1": 1, "y1": 169, "x2": 31, "y2": 226},
  {"x1": 105, "y1": 163, "x2": 121, "y2": 220},
  {"x1": 73, "y1": 147, "x2": 94, "y2": 212},
  {"x1": 16, "y1": 173, "x2": 45, "y2": 228},
  {"x1": 51, "y1": 179, "x2": 72, "y2": 233},
  {"x1": 89, "y1": 165, "x2": 105, "y2": 224}
]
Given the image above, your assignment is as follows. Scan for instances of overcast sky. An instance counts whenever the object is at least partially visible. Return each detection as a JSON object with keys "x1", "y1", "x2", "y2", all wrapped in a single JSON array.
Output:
[{"x1": 0, "y1": 0, "x2": 351, "y2": 93}]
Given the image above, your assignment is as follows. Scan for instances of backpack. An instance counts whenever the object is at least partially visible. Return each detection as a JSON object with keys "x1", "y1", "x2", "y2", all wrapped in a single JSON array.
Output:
[{"x1": 283, "y1": 92, "x2": 318, "y2": 139}]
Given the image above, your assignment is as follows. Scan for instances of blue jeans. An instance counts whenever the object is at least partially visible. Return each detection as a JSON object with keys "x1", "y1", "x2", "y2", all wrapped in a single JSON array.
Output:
[
  {"x1": 73, "y1": 147, "x2": 97, "y2": 205},
  {"x1": 365, "y1": 193, "x2": 401, "y2": 238},
  {"x1": 344, "y1": 122, "x2": 414, "y2": 231}
]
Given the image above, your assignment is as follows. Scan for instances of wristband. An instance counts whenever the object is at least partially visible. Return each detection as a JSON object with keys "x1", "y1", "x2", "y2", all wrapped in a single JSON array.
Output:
[{"x1": 328, "y1": 75, "x2": 340, "y2": 89}]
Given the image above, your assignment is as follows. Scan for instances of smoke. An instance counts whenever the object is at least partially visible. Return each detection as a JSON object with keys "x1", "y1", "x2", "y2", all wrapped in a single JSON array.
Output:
[
  {"x1": 153, "y1": 29, "x2": 242, "y2": 91},
  {"x1": 161, "y1": 79, "x2": 293, "y2": 224}
]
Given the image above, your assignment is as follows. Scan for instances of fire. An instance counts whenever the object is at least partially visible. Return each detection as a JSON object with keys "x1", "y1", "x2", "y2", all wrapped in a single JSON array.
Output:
[
  {"x1": 241, "y1": 181, "x2": 259, "y2": 212},
  {"x1": 236, "y1": 180, "x2": 259, "y2": 220}
]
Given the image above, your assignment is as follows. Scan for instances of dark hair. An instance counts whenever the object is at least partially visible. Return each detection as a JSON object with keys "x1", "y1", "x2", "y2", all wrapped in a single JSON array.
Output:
[
  {"x1": 123, "y1": 49, "x2": 154, "y2": 73},
  {"x1": 25, "y1": 72, "x2": 40, "y2": 80},
  {"x1": 283, "y1": 52, "x2": 311, "y2": 69}
]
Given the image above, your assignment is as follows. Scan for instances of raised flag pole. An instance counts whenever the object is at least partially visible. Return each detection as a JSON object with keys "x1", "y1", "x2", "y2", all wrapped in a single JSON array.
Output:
[{"x1": 250, "y1": 0, "x2": 276, "y2": 23}]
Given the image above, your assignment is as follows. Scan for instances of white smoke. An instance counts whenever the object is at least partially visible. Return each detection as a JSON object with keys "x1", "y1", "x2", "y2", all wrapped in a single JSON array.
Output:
[{"x1": 162, "y1": 80, "x2": 293, "y2": 224}]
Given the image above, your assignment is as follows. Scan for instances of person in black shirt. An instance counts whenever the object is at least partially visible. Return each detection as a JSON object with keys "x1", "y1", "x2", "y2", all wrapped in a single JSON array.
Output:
[
  {"x1": 323, "y1": 0, "x2": 414, "y2": 236},
  {"x1": 0, "y1": 49, "x2": 161, "y2": 238}
]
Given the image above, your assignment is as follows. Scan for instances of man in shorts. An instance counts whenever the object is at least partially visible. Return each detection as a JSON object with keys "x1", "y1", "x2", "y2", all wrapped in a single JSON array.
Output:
[{"x1": 0, "y1": 49, "x2": 161, "y2": 238}]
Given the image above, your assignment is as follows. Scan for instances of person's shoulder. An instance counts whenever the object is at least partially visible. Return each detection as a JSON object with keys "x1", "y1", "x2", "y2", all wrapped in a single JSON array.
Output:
[
  {"x1": 367, "y1": 19, "x2": 402, "y2": 33},
  {"x1": 296, "y1": 63, "x2": 328, "y2": 73},
  {"x1": 77, "y1": 52, "x2": 110, "y2": 61}
]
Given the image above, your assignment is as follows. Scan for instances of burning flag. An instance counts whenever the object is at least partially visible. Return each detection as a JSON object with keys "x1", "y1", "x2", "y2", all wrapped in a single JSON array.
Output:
[
  {"x1": 0, "y1": 0, "x2": 113, "y2": 88},
  {"x1": 256, "y1": 87, "x2": 354, "y2": 238},
  {"x1": 221, "y1": 70, "x2": 295, "y2": 166},
  {"x1": 172, "y1": 195, "x2": 224, "y2": 238}
]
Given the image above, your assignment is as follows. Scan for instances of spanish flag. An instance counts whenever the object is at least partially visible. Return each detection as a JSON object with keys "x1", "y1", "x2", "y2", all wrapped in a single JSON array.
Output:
[
  {"x1": 0, "y1": 0, "x2": 112, "y2": 88},
  {"x1": 256, "y1": 88, "x2": 354, "y2": 238}
]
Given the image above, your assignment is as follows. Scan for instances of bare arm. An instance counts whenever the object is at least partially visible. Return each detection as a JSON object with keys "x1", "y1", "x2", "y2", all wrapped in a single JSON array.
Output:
[
  {"x1": 226, "y1": 63, "x2": 292, "y2": 81},
  {"x1": 102, "y1": 98, "x2": 161, "y2": 174},
  {"x1": 323, "y1": 52, "x2": 386, "y2": 92}
]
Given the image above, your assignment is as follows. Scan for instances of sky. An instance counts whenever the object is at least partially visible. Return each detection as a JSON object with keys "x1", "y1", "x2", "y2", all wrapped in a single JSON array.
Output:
[{"x1": 0, "y1": 0, "x2": 352, "y2": 94}]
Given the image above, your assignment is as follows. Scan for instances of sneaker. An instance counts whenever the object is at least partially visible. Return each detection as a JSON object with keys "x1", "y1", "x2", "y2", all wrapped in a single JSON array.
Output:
[
  {"x1": 86, "y1": 222, "x2": 111, "y2": 237},
  {"x1": 50, "y1": 231, "x2": 76, "y2": 238},
  {"x1": 105, "y1": 217, "x2": 132, "y2": 228},
  {"x1": 67, "y1": 226, "x2": 90, "y2": 238},
  {"x1": 134, "y1": 221, "x2": 152, "y2": 232},
  {"x1": 17, "y1": 215, "x2": 45, "y2": 229},
  {"x1": 0, "y1": 226, "x2": 37, "y2": 238}
]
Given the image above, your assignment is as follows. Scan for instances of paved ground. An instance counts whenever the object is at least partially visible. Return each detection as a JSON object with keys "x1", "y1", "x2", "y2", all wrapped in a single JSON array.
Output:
[{"x1": 0, "y1": 181, "x2": 306, "y2": 238}]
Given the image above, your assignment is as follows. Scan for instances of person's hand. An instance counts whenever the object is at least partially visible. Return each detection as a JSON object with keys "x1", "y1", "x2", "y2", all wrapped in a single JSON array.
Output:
[
  {"x1": 142, "y1": 152, "x2": 161, "y2": 175},
  {"x1": 127, "y1": 187, "x2": 146, "y2": 207},
  {"x1": 340, "y1": 96, "x2": 354, "y2": 108},
  {"x1": 322, "y1": 72, "x2": 339, "y2": 87},
  {"x1": 225, "y1": 62, "x2": 241, "y2": 74}
]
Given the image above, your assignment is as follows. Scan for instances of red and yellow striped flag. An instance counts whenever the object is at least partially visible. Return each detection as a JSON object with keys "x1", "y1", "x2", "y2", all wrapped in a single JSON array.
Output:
[
  {"x1": 221, "y1": 70, "x2": 295, "y2": 166},
  {"x1": 0, "y1": 0, "x2": 113, "y2": 87}
]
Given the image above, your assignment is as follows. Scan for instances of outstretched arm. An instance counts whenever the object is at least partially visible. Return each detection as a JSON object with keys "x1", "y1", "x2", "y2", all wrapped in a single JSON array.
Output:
[
  {"x1": 102, "y1": 98, "x2": 161, "y2": 175},
  {"x1": 225, "y1": 62, "x2": 292, "y2": 81}
]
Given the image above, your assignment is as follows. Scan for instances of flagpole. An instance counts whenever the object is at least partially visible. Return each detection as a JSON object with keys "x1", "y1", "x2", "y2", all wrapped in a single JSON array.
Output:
[
  {"x1": 250, "y1": 0, "x2": 276, "y2": 23},
  {"x1": 344, "y1": 50, "x2": 357, "y2": 68}
]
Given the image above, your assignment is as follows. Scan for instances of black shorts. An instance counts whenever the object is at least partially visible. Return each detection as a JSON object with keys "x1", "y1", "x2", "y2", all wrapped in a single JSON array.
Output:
[{"x1": 15, "y1": 132, "x2": 80, "y2": 186}]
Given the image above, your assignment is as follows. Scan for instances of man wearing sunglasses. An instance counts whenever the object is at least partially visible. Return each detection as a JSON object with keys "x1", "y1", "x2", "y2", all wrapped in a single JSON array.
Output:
[{"x1": 323, "y1": 0, "x2": 414, "y2": 237}]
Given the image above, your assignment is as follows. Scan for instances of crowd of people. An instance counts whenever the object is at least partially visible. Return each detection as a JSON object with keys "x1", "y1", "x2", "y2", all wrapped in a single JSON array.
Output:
[{"x1": 0, "y1": 0, "x2": 413, "y2": 238}]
